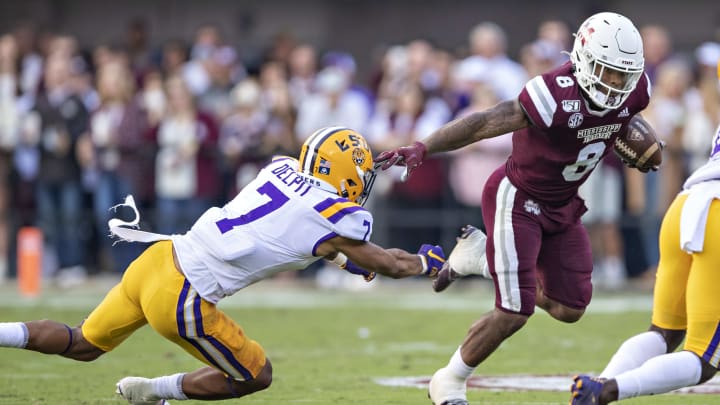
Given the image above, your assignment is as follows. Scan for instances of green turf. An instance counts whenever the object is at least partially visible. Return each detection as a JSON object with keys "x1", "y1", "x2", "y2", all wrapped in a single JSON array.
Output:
[{"x1": 0, "y1": 281, "x2": 714, "y2": 404}]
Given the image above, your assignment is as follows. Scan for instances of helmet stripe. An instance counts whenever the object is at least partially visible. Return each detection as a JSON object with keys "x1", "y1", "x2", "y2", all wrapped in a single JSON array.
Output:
[{"x1": 301, "y1": 126, "x2": 346, "y2": 174}]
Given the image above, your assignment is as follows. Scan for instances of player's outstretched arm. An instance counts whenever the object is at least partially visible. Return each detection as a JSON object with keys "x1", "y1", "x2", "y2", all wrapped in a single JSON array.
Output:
[
  {"x1": 322, "y1": 237, "x2": 445, "y2": 279},
  {"x1": 376, "y1": 99, "x2": 530, "y2": 176}
]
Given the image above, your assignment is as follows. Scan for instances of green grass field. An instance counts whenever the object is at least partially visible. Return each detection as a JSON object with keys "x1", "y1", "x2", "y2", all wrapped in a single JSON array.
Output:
[{"x1": 0, "y1": 278, "x2": 715, "y2": 404}]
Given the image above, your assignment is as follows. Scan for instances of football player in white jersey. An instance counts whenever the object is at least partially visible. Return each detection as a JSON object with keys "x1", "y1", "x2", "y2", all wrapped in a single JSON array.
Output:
[
  {"x1": 570, "y1": 116, "x2": 720, "y2": 404},
  {"x1": 0, "y1": 127, "x2": 446, "y2": 404}
]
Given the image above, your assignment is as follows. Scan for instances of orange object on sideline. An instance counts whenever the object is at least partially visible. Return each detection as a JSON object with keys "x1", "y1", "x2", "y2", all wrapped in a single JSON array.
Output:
[{"x1": 17, "y1": 227, "x2": 43, "y2": 297}]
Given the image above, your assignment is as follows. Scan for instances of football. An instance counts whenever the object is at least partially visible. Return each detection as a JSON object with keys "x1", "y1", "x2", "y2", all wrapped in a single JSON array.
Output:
[{"x1": 614, "y1": 115, "x2": 663, "y2": 170}]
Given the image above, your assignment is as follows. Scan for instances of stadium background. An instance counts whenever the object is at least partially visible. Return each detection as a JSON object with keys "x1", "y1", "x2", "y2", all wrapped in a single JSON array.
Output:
[
  {"x1": 0, "y1": 1, "x2": 716, "y2": 80},
  {"x1": 0, "y1": 0, "x2": 717, "y2": 288},
  {"x1": 1, "y1": 2, "x2": 720, "y2": 404}
]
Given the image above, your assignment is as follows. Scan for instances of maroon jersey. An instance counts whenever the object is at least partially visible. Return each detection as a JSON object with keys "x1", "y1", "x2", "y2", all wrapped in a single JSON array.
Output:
[{"x1": 507, "y1": 62, "x2": 651, "y2": 204}]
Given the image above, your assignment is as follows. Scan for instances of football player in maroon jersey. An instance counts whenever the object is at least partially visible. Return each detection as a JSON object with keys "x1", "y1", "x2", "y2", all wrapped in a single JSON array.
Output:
[{"x1": 376, "y1": 12, "x2": 655, "y2": 405}]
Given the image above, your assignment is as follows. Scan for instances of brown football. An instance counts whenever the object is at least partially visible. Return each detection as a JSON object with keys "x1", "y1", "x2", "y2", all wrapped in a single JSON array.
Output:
[{"x1": 614, "y1": 115, "x2": 663, "y2": 169}]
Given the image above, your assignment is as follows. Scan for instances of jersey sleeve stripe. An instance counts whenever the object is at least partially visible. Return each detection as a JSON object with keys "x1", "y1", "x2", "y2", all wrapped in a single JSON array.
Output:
[
  {"x1": 312, "y1": 232, "x2": 338, "y2": 256},
  {"x1": 325, "y1": 205, "x2": 365, "y2": 223},
  {"x1": 527, "y1": 76, "x2": 556, "y2": 127},
  {"x1": 314, "y1": 197, "x2": 366, "y2": 223},
  {"x1": 313, "y1": 197, "x2": 349, "y2": 212}
]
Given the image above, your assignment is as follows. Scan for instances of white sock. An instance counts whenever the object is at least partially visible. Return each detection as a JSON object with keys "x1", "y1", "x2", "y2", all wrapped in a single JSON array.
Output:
[
  {"x1": 0, "y1": 322, "x2": 29, "y2": 348},
  {"x1": 446, "y1": 346, "x2": 476, "y2": 380},
  {"x1": 615, "y1": 351, "x2": 701, "y2": 400},
  {"x1": 150, "y1": 373, "x2": 188, "y2": 400},
  {"x1": 600, "y1": 331, "x2": 666, "y2": 378}
]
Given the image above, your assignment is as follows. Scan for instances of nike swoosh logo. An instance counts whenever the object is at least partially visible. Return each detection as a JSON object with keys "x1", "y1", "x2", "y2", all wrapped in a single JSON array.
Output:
[{"x1": 428, "y1": 251, "x2": 445, "y2": 262}]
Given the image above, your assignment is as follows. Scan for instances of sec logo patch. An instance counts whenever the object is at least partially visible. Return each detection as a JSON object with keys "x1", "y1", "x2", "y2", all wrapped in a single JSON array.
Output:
[{"x1": 568, "y1": 113, "x2": 584, "y2": 128}]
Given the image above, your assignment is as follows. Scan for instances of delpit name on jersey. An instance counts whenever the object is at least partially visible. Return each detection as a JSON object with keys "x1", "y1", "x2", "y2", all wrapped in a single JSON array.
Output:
[
  {"x1": 576, "y1": 123, "x2": 622, "y2": 143},
  {"x1": 270, "y1": 162, "x2": 314, "y2": 195}
]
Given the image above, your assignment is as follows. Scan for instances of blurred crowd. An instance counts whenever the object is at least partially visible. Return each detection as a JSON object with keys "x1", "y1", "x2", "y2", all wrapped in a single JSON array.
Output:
[{"x1": 0, "y1": 18, "x2": 718, "y2": 290}]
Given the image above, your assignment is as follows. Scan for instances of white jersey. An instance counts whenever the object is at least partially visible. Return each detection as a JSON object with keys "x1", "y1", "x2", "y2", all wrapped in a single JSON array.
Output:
[
  {"x1": 679, "y1": 125, "x2": 720, "y2": 252},
  {"x1": 171, "y1": 157, "x2": 373, "y2": 303},
  {"x1": 684, "y1": 124, "x2": 720, "y2": 189}
]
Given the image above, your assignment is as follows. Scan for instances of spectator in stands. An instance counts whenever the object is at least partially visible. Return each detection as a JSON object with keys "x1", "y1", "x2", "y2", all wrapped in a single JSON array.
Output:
[
  {"x1": 447, "y1": 83, "x2": 512, "y2": 231},
  {"x1": 454, "y1": 22, "x2": 527, "y2": 101},
  {"x1": 536, "y1": 19, "x2": 571, "y2": 64},
  {"x1": 139, "y1": 70, "x2": 166, "y2": 127},
  {"x1": 123, "y1": 18, "x2": 153, "y2": 81},
  {"x1": 264, "y1": 31, "x2": 297, "y2": 67},
  {"x1": 31, "y1": 52, "x2": 89, "y2": 283},
  {"x1": 151, "y1": 75, "x2": 220, "y2": 235},
  {"x1": 287, "y1": 43, "x2": 318, "y2": 107},
  {"x1": 579, "y1": 154, "x2": 627, "y2": 290},
  {"x1": 0, "y1": 34, "x2": 24, "y2": 281},
  {"x1": 640, "y1": 25, "x2": 673, "y2": 83},
  {"x1": 77, "y1": 60, "x2": 152, "y2": 273},
  {"x1": 160, "y1": 39, "x2": 188, "y2": 77},
  {"x1": 295, "y1": 66, "x2": 370, "y2": 140},
  {"x1": 400, "y1": 40, "x2": 434, "y2": 93},
  {"x1": 372, "y1": 44, "x2": 409, "y2": 104},
  {"x1": 219, "y1": 78, "x2": 267, "y2": 196},
  {"x1": 632, "y1": 59, "x2": 693, "y2": 281},
  {"x1": 519, "y1": 39, "x2": 562, "y2": 78},
  {"x1": 425, "y1": 47, "x2": 460, "y2": 114},
  {"x1": 257, "y1": 61, "x2": 297, "y2": 156},
  {"x1": 11, "y1": 22, "x2": 43, "y2": 105},
  {"x1": 684, "y1": 42, "x2": 720, "y2": 172},
  {"x1": 366, "y1": 82, "x2": 451, "y2": 251},
  {"x1": 196, "y1": 45, "x2": 245, "y2": 120},
  {"x1": 183, "y1": 24, "x2": 224, "y2": 97},
  {"x1": 618, "y1": 24, "x2": 675, "y2": 282}
]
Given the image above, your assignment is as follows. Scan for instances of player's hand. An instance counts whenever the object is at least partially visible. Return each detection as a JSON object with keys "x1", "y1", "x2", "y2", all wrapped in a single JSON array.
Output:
[
  {"x1": 375, "y1": 141, "x2": 427, "y2": 177},
  {"x1": 417, "y1": 244, "x2": 446, "y2": 277},
  {"x1": 341, "y1": 260, "x2": 376, "y2": 282},
  {"x1": 621, "y1": 140, "x2": 665, "y2": 173}
]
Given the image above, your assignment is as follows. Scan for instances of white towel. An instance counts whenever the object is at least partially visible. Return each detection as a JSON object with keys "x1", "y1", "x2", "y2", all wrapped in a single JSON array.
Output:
[
  {"x1": 680, "y1": 181, "x2": 720, "y2": 253},
  {"x1": 108, "y1": 195, "x2": 173, "y2": 244}
]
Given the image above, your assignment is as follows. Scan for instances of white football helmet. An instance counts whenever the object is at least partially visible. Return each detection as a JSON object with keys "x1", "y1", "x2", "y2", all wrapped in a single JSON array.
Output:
[{"x1": 570, "y1": 12, "x2": 645, "y2": 109}]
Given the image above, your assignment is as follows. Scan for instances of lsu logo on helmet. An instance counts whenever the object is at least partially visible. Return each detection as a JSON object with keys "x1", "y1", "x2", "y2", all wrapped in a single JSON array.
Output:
[
  {"x1": 299, "y1": 127, "x2": 377, "y2": 205},
  {"x1": 352, "y1": 148, "x2": 366, "y2": 166}
]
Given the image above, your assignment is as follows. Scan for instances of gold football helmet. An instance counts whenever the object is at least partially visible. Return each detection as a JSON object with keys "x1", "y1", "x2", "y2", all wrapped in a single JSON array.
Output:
[{"x1": 298, "y1": 127, "x2": 376, "y2": 205}]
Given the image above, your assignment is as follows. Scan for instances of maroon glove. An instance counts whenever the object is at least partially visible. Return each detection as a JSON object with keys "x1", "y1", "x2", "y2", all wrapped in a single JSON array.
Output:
[{"x1": 375, "y1": 141, "x2": 427, "y2": 177}]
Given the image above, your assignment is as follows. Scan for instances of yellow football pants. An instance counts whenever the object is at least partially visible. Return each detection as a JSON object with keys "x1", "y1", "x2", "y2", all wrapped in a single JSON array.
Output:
[
  {"x1": 81, "y1": 241, "x2": 266, "y2": 380},
  {"x1": 652, "y1": 193, "x2": 720, "y2": 366}
]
